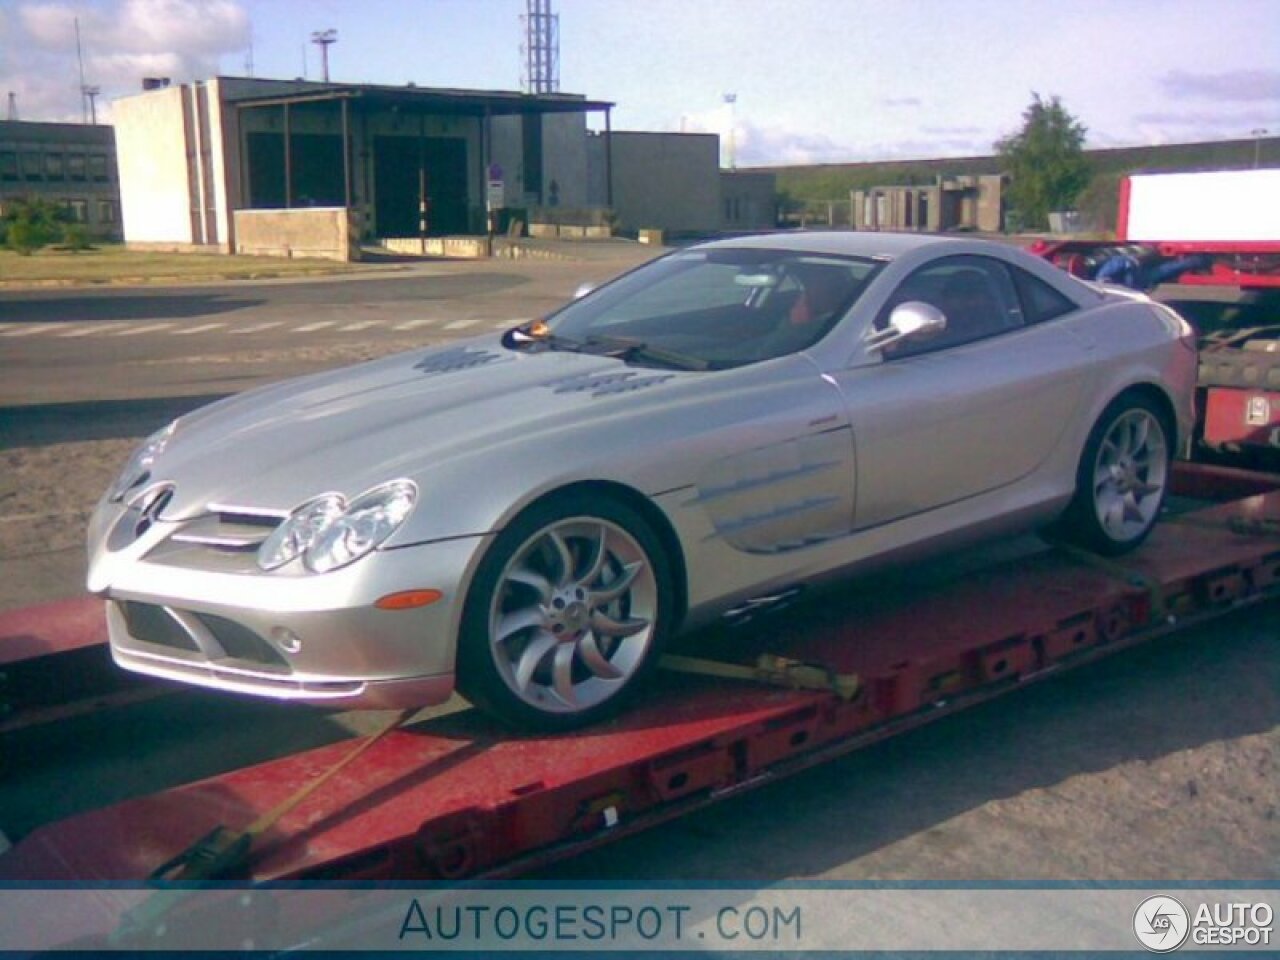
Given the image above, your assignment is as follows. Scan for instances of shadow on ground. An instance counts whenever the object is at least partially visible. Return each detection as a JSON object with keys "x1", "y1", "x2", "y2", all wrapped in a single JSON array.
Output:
[{"x1": 0, "y1": 395, "x2": 227, "y2": 448}]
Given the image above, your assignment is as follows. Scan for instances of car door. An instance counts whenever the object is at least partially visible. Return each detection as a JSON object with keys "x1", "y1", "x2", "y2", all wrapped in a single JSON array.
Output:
[{"x1": 827, "y1": 254, "x2": 1096, "y2": 531}]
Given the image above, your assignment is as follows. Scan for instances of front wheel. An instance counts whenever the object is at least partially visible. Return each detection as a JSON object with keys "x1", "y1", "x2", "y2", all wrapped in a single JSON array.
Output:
[
  {"x1": 1052, "y1": 395, "x2": 1171, "y2": 555},
  {"x1": 456, "y1": 494, "x2": 673, "y2": 730}
]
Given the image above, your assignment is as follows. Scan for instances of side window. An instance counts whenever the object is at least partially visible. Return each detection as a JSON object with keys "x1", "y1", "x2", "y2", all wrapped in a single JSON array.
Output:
[
  {"x1": 1011, "y1": 265, "x2": 1078, "y2": 323},
  {"x1": 878, "y1": 255, "x2": 1024, "y2": 359}
]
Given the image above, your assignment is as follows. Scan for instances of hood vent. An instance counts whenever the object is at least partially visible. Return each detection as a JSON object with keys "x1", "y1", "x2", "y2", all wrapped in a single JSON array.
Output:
[
  {"x1": 414, "y1": 347, "x2": 505, "y2": 376},
  {"x1": 548, "y1": 371, "x2": 674, "y2": 398}
]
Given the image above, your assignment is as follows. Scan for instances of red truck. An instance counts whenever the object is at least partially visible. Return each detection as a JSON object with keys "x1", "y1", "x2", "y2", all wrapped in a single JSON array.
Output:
[{"x1": 1033, "y1": 169, "x2": 1280, "y2": 463}]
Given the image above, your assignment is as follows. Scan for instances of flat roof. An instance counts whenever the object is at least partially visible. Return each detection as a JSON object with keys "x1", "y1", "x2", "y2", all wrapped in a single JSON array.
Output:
[{"x1": 229, "y1": 81, "x2": 613, "y2": 117}]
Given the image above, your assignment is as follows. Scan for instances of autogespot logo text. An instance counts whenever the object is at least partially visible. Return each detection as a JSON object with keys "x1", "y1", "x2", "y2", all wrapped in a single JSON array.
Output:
[{"x1": 1133, "y1": 895, "x2": 1190, "y2": 953}]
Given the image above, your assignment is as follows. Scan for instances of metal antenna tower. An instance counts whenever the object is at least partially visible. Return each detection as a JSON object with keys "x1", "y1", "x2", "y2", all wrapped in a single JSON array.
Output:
[
  {"x1": 75, "y1": 16, "x2": 92, "y2": 124},
  {"x1": 521, "y1": 0, "x2": 559, "y2": 94},
  {"x1": 311, "y1": 29, "x2": 337, "y2": 83}
]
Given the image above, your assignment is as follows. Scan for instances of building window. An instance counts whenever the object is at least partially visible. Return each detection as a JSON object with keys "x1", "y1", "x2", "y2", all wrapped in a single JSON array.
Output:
[
  {"x1": 21, "y1": 152, "x2": 43, "y2": 180},
  {"x1": 96, "y1": 199, "x2": 115, "y2": 223},
  {"x1": 67, "y1": 153, "x2": 86, "y2": 181},
  {"x1": 64, "y1": 199, "x2": 88, "y2": 222},
  {"x1": 0, "y1": 152, "x2": 17, "y2": 181},
  {"x1": 45, "y1": 152, "x2": 65, "y2": 181},
  {"x1": 89, "y1": 154, "x2": 109, "y2": 182}
]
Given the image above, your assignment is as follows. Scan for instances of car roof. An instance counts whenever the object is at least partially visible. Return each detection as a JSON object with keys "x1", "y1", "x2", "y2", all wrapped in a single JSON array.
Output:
[{"x1": 694, "y1": 230, "x2": 962, "y2": 260}]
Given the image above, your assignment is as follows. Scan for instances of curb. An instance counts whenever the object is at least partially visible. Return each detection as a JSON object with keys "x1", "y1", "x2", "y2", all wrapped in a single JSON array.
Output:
[{"x1": 0, "y1": 596, "x2": 105, "y2": 667}]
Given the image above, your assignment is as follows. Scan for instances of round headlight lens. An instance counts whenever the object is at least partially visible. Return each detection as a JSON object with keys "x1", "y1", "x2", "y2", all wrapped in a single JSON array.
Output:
[
  {"x1": 109, "y1": 421, "x2": 177, "y2": 502},
  {"x1": 257, "y1": 494, "x2": 346, "y2": 571},
  {"x1": 304, "y1": 480, "x2": 417, "y2": 574}
]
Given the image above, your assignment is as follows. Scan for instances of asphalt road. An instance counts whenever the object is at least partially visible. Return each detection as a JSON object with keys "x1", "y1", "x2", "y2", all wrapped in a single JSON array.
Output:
[{"x1": 0, "y1": 250, "x2": 657, "y2": 408}]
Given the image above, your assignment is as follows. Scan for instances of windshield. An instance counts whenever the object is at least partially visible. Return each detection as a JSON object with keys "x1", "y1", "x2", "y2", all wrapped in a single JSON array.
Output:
[{"x1": 535, "y1": 248, "x2": 881, "y2": 370}]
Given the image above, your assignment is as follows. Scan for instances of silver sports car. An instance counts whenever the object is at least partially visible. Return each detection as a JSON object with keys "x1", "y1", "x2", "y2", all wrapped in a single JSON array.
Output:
[{"x1": 87, "y1": 233, "x2": 1196, "y2": 728}]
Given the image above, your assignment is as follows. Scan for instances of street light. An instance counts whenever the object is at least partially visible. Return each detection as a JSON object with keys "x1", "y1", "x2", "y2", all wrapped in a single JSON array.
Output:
[
  {"x1": 1251, "y1": 128, "x2": 1269, "y2": 168},
  {"x1": 311, "y1": 29, "x2": 338, "y2": 83}
]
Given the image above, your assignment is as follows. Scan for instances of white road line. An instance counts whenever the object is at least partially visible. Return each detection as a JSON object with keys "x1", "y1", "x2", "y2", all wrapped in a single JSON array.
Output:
[
  {"x1": 59, "y1": 323, "x2": 126, "y2": 337},
  {"x1": 391, "y1": 318, "x2": 437, "y2": 331},
  {"x1": 293, "y1": 321, "x2": 336, "y2": 332},
  {"x1": 234, "y1": 321, "x2": 285, "y2": 333},
  {"x1": 443, "y1": 317, "x2": 482, "y2": 330},
  {"x1": 171, "y1": 322, "x2": 227, "y2": 335},
  {"x1": 336, "y1": 321, "x2": 379, "y2": 332},
  {"x1": 1, "y1": 324, "x2": 62, "y2": 337},
  {"x1": 112, "y1": 322, "x2": 176, "y2": 336},
  {"x1": 491, "y1": 319, "x2": 518, "y2": 329}
]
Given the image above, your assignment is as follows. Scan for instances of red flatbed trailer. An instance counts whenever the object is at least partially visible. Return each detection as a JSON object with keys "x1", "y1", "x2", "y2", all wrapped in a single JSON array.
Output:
[{"x1": 1, "y1": 461, "x2": 1278, "y2": 894}]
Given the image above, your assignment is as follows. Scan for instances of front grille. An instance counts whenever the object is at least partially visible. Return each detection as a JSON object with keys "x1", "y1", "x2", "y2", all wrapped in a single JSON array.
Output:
[
  {"x1": 118, "y1": 601, "x2": 289, "y2": 671},
  {"x1": 194, "y1": 612, "x2": 289, "y2": 669},
  {"x1": 121, "y1": 600, "x2": 199, "y2": 652},
  {"x1": 169, "y1": 508, "x2": 284, "y2": 551}
]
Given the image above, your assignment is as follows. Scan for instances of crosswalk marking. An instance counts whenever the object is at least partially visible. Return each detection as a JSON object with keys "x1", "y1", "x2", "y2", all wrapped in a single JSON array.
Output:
[
  {"x1": 171, "y1": 322, "x2": 227, "y2": 335},
  {"x1": 59, "y1": 322, "x2": 125, "y2": 337},
  {"x1": 1, "y1": 323, "x2": 63, "y2": 337},
  {"x1": 0, "y1": 315, "x2": 517, "y2": 340},
  {"x1": 443, "y1": 317, "x2": 482, "y2": 330},
  {"x1": 112, "y1": 322, "x2": 175, "y2": 336}
]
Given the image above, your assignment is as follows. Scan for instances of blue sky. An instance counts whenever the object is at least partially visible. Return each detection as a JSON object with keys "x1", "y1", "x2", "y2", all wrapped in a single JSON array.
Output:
[{"x1": 2, "y1": 0, "x2": 1278, "y2": 165}]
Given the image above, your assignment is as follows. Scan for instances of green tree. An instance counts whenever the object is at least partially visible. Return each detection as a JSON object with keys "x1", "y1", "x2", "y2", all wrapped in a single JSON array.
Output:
[
  {"x1": 2, "y1": 196, "x2": 68, "y2": 255},
  {"x1": 996, "y1": 94, "x2": 1091, "y2": 230}
]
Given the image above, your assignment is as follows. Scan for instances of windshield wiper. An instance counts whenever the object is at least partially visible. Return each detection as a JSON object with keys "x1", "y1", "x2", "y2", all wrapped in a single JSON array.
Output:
[{"x1": 582, "y1": 335, "x2": 711, "y2": 371}]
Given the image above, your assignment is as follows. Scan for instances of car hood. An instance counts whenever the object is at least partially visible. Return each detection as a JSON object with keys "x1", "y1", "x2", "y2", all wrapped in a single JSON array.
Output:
[{"x1": 152, "y1": 336, "x2": 696, "y2": 518}]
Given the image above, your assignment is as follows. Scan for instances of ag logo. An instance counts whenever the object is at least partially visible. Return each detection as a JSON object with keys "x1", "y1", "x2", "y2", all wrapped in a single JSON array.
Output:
[{"x1": 1134, "y1": 895, "x2": 1190, "y2": 952}]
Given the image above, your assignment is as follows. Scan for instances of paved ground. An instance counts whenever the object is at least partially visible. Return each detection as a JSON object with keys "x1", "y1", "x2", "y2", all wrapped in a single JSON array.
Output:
[{"x1": 0, "y1": 244, "x2": 1275, "y2": 887}]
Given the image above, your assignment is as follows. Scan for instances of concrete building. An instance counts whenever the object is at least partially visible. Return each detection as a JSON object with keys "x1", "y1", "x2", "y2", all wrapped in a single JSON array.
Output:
[
  {"x1": 851, "y1": 174, "x2": 1004, "y2": 233},
  {"x1": 0, "y1": 120, "x2": 122, "y2": 240},
  {"x1": 720, "y1": 170, "x2": 777, "y2": 233},
  {"x1": 583, "y1": 131, "x2": 721, "y2": 239},
  {"x1": 111, "y1": 76, "x2": 614, "y2": 260}
]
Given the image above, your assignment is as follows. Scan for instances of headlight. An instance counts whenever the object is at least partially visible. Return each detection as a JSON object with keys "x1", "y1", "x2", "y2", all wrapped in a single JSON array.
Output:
[
  {"x1": 109, "y1": 422, "x2": 176, "y2": 502},
  {"x1": 307, "y1": 481, "x2": 417, "y2": 573},
  {"x1": 256, "y1": 480, "x2": 417, "y2": 574},
  {"x1": 256, "y1": 493, "x2": 345, "y2": 571}
]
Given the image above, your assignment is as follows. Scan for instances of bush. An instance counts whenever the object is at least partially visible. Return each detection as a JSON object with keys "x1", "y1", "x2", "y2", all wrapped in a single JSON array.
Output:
[
  {"x1": 60, "y1": 222, "x2": 92, "y2": 252},
  {"x1": 2, "y1": 196, "x2": 70, "y2": 255}
]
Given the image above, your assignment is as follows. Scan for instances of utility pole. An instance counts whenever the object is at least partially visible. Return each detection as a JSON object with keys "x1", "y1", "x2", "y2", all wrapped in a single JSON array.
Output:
[
  {"x1": 722, "y1": 93, "x2": 737, "y2": 170},
  {"x1": 6, "y1": 92, "x2": 17, "y2": 122},
  {"x1": 311, "y1": 29, "x2": 337, "y2": 83},
  {"x1": 1251, "y1": 128, "x2": 1269, "y2": 168}
]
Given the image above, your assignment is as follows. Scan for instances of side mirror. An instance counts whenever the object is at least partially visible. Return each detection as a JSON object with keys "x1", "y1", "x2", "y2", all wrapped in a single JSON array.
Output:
[
  {"x1": 572, "y1": 282, "x2": 596, "y2": 300},
  {"x1": 865, "y1": 301, "x2": 947, "y2": 352}
]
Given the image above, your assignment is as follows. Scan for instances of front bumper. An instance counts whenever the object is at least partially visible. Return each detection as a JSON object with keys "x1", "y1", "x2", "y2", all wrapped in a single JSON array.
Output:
[{"x1": 88, "y1": 496, "x2": 492, "y2": 708}]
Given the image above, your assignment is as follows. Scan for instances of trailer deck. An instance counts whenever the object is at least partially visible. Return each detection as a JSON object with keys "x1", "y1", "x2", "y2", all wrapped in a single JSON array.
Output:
[{"x1": 1, "y1": 462, "x2": 1276, "y2": 892}]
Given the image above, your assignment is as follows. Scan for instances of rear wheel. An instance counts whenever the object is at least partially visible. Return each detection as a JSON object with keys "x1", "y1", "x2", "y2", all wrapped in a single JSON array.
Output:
[
  {"x1": 457, "y1": 494, "x2": 672, "y2": 730},
  {"x1": 1053, "y1": 395, "x2": 1171, "y2": 555}
]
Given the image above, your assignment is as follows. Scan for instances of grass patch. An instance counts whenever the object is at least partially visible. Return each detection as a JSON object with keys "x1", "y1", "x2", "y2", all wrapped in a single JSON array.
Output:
[{"x1": 0, "y1": 244, "x2": 372, "y2": 287}]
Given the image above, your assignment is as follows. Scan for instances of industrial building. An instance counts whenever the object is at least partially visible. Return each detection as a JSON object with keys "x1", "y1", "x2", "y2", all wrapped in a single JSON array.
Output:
[
  {"x1": 851, "y1": 174, "x2": 1005, "y2": 233},
  {"x1": 111, "y1": 76, "x2": 616, "y2": 260},
  {"x1": 0, "y1": 120, "x2": 122, "y2": 240}
]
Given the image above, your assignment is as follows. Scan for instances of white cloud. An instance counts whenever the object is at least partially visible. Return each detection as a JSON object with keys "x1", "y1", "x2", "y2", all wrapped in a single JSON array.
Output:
[
  {"x1": 2, "y1": 0, "x2": 249, "y2": 122},
  {"x1": 1159, "y1": 69, "x2": 1280, "y2": 103}
]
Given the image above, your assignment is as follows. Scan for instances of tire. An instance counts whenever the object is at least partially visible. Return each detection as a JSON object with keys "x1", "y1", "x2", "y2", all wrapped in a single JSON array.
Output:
[
  {"x1": 456, "y1": 493, "x2": 674, "y2": 731},
  {"x1": 1051, "y1": 394, "x2": 1171, "y2": 556}
]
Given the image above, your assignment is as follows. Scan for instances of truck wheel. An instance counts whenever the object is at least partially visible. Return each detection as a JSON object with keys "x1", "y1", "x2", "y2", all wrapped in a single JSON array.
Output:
[
  {"x1": 457, "y1": 494, "x2": 672, "y2": 731},
  {"x1": 1054, "y1": 395, "x2": 1171, "y2": 556}
]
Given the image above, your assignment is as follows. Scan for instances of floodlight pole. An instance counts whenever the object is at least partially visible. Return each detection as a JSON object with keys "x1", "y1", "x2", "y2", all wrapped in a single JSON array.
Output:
[{"x1": 311, "y1": 29, "x2": 338, "y2": 83}]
